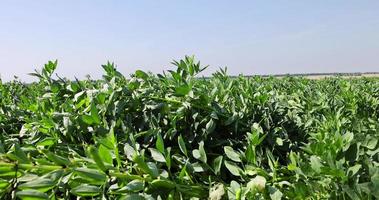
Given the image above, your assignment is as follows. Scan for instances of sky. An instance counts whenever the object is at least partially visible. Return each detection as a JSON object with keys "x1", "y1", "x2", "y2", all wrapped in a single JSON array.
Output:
[{"x1": 0, "y1": 0, "x2": 378, "y2": 82}]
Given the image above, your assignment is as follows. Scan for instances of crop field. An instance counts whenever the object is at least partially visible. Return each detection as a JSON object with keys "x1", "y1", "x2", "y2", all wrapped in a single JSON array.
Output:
[{"x1": 0, "y1": 56, "x2": 378, "y2": 199}]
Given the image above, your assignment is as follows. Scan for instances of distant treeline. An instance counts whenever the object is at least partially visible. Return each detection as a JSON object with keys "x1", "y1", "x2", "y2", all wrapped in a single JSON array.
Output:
[
  {"x1": 203, "y1": 72, "x2": 379, "y2": 79},
  {"x1": 264, "y1": 71, "x2": 379, "y2": 77}
]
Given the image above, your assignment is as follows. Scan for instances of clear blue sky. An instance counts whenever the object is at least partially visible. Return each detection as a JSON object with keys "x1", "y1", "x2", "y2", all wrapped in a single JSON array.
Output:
[{"x1": 0, "y1": 0, "x2": 378, "y2": 81}]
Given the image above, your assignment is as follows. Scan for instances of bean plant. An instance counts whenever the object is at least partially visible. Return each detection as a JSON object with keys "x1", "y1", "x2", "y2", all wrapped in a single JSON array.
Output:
[{"x1": 0, "y1": 57, "x2": 378, "y2": 199}]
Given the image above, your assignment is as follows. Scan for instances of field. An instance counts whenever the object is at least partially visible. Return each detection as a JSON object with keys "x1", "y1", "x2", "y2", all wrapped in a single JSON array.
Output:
[{"x1": 0, "y1": 57, "x2": 378, "y2": 199}]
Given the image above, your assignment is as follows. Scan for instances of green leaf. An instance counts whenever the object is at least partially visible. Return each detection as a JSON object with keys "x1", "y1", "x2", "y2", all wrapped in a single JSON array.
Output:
[
  {"x1": 75, "y1": 168, "x2": 107, "y2": 182},
  {"x1": 357, "y1": 182, "x2": 371, "y2": 195},
  {"x1": 224, "y1": 146, "x2": 241, "y2": 162},
  {"x1": 287, "y1": 152, "x2": 297, "y2": 171},
  {"x1": 19, "y1": 178, "x2": 55, "y2": 192},
  {"x1": 175, "y1": 84, "x2": 191, "y2": 96},
  {"x1": 8, "y1": 144, "x2": 30, "y2": 164},
  {"x1": 147, "y1": 162, "x2": 160, "y2": 178},
  {"x1": 192, "y1": 162, "x2": 205, "y2": 172},
  {"x1": 275, "y1": 138, "x2": 283, "y2": 146},
  {"x1": 43, "y1": 60, "x2": 57, "y2": 75},
  {"x1": 230, "y1": 180, "x2": 240, "y2": 193},
  {"x1": 0, "y1": 179, "x2": 10, "y2": 189},
  {"x1": 151, "y1": 179, "x2": 176, "y2": 190},
  {"x1": 71, "y1": 184, "x2": 100, "y2": 197},
  {"x1": 133, "y1": 155, "x2": 158, "y2": 178},
  {"x1": 16, "y1": 190, "x2": 48, "y2": 200},
  {"x1": 206, "y1": 119, "x2": 216, "y2": 134},
  {"x1": 192, "y1": 150, "x2": 200, "y2": 159},
  {"x1": 88, "y1": 146, "x2": 107, "y2": 172},
  {"x1": 224, "y1": 161, "x2": 242, "y2": 176},
  {"x1": 310, "y1": 156, "x2": 323, "y2": 173},
  {"x1": 268, "y1": 186, "x2": 283, "y2": 200},
  {"x1": 245, "y1": 143, "x2": 256, "y2": 164},
  {"x1": 342, "y1": 185, "x2": 360, "y2": 200},
  {"x1": 98, "y1": 144, "x2": 113, "y2": 165},
  {"x1": 199, "y1": 141, "x2": 207, "y2": 163},
  {"x1": 347, "y1": 164, "x2": 361, "y2": 177},
  {"x1": 365, "y1": 138, "x2": 378, "y2": 150},
  {"x1": 44, "y1": 152, "x2": 70, "y2": 166},
  {"x1": 0, "y1": 163, "x2": 14, "y2": 172},
  {"x1": 192, "y1": 141, "x2": 207, "y2": 163},
  {"x1": 343, "y1": 131, "x2": 354, "y2": 144},
  {"x1": 118, "y1": 180, "x2": 144, "y2": 192},
  {"x1": 149, "y1": 148, "x2": 166, "y2": 163},
  {"x1": 345, "y1": 143, "x2": 359, "y2": 162},
  {"x1": 178, "y1": 134, "x2": 188, "y2": 157},
  {"x1": 124, "y1": 143, "x2": 136, "y2": 161},
  {"x1": 121, "y1": 194, "x2": 145, "y2": 200},
  {"x1": 371, "y1": 172, "x2": 379, "y2": 189},
  {"x1": 43, "y1": 169, "x2": 64, "y2": 182},
  {"x1": 156, "y1": 132, "x2": 165, "y2": 154},
  {"x1": 91, "y1": 103, "x2": 101, "y2": 124},
  {"x1": 0, "y1": 168, "x2": 22, "y2": 178},
  {"x1": 165, "y1": 147, "x2": 172, "y2": 169},
  {"x1": 212, "y1": 156, "x2": 223, "y2": 175},
  {"x1": 126, "y1": 180, "x2": 144, "y2": 192},
  {"x1": 36, "y1": 138, "x2": 56, "y2": 147},
  {"x1": 82, "y1": 115, "x2": 94, "y2": 125},
  {"x1": 106, "y1": 128, "x2": 120, "y2": 167},
  {"x1": 135, "y1": 70, "x2": 149, "y2": 79},
  {"x1": 97, "y1": 92, "x2": 107, "y2": 104}
]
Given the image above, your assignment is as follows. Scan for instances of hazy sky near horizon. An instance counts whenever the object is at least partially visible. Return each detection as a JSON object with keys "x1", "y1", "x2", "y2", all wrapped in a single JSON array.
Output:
[{"x1": 0, "y1": 1, "x2": 378, "y2": 81}]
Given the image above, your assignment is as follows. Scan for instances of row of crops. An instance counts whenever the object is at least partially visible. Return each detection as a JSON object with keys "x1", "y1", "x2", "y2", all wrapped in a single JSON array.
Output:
[{"x1": 0, "y1": 56, "x2": 378, "y2": 199}]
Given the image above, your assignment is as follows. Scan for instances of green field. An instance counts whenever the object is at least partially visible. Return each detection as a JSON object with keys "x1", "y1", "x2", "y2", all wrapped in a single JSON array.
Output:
[{"x1": 0, "y1": 57, "x2": 378, "y2": 199}]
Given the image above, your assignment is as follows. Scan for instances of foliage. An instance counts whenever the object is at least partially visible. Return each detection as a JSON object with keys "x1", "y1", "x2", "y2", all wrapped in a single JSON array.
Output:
[{"x1": 0, "y1": 56, "x2": 378, "y2": 199}]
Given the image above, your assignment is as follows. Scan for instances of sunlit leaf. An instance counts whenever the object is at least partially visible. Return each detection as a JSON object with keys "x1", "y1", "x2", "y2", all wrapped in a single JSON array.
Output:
[
  {"x1": 71, "y1": 184, "x2": 100, "y2": 197},
  {"x1": 16, "y1": 190, "x2": 48, "y2": 200},
  {"x1": 224, "y1": 146, "x2": 241, "y2": 162},
  {"x1": 224, "y1": 161, "x2": 242, "y2": 176}
]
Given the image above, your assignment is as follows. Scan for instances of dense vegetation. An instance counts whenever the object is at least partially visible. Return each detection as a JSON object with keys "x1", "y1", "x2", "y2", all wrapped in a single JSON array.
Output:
[{"x1": 0, "y1": 57, "x2": 378, "y2": 199}]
